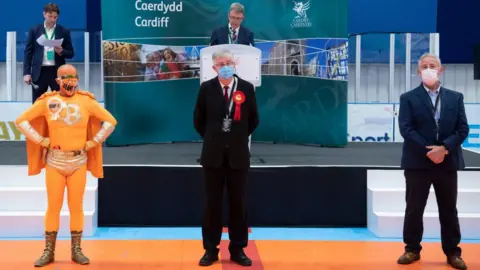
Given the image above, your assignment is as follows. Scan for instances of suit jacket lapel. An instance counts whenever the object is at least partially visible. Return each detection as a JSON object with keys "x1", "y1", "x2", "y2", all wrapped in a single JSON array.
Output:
[
  {"x1": 237, "y1": 27, "x2": 243, "y2": 43},
  {"x1": 226, "y1": 25, "x2": 242, "y2": 44},
  {"x1": 439, "y1": 87, "x2": 447, "y2": 123},
  {"x1": 415, "y1": 85, "x2": 436, "y2": 124},
  {"x1": 223, "y1": 26, "x2": 230, "y2": 44},
  {"x1": 212, "y1": 77, "x2": 228, "y2": 114},
  {"x1": 38, "y1": 25, "x2": 45, "y2": 55}
]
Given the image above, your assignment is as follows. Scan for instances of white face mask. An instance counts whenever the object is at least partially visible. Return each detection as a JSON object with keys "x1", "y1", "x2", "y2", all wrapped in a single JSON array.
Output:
[{"x1": 421, "y1": 68, "x2": 439, "y2": 85}]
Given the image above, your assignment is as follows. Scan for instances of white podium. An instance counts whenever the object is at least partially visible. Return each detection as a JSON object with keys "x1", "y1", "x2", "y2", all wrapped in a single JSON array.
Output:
[
  {"x1": 199, "y1": 44, "x2": 262, "y2": 150},
  {"x1": 199, "y1": 44, "x2": 262, "y2": 87}
]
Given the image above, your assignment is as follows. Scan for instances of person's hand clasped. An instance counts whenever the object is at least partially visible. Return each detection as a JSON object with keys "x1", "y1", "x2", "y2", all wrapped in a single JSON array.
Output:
[
  {"x1": 426, "y1": 145, "x2": 447, "y2": 164},
  {"x1": 84, "y1": 140, "x2": 98, "y2": 151}
]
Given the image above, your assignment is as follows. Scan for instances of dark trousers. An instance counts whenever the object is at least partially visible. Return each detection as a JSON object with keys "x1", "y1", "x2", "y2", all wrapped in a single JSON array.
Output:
[
  {"x1": 403, "y1": 169, "x2": 461, "y2": 256},
  {"x1": 202, "y1": 153, "x2": 249, "y2": 253},
  {"x1": 32, "y1": 66, "x2": 59, "y2": 103}
]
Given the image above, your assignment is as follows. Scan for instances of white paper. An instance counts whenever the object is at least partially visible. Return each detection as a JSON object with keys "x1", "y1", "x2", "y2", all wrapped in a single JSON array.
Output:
[{"x1": 36, "y1": 34, "x2": 64, "y2": 47}]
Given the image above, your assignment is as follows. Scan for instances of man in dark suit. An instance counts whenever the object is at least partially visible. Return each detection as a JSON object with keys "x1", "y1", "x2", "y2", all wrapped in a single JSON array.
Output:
[
  {"x1": 23, "y1": 3, "x2": 74, "y2": 103},
  {"x1": 209, "y1": 3, "x2": 254, "y2": 46},
  {"x1": 397, "y1": 53, "x2": 469, "y2": 269},
  {"x1": 193, "y1": 49, "x2": 259, "y2": 267}
]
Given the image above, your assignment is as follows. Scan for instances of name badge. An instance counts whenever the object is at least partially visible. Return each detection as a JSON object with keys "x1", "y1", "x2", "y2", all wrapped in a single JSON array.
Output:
[
  {"x1": 222, "y1": 117, "x2": 232, "y2": 132},
  {"x1": 46, "y1": 49, "x2": 55, "y2": 61}
]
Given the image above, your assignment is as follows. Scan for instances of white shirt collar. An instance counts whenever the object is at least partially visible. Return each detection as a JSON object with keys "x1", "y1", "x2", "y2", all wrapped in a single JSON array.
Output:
[
  {"x1": 423, "y1": 83, "x2": 441, "y2": 93},
  {"x1": 229, "y1": 23, "x2": 239, "y2": 33},
  {"x1": 219, "y1": 77, "x2": 235, "y2": 89},
  {"x1": 44, "y1": 21, "x2": 56, "y2": 30}
]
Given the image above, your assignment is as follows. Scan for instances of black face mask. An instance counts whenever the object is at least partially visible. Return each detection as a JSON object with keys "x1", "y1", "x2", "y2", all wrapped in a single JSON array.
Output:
[
  {"x1": 64, "y1": 83, "x2": 75, "y2": 91},
  {"x1": 59, "y1": 74, "x2": 79, "y2": 94}
]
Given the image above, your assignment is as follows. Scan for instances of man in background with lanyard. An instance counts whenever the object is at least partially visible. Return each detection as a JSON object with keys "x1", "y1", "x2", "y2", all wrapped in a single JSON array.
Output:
[
  {"x1": 209, "y1": 3, "x2": 255, "y2": 46},
  {"x1": 23, "y1": 3, "x2": 75, "y2": 103},
  {"x1": 397, "y1": 53, "x2": 469, "y2": 269}
]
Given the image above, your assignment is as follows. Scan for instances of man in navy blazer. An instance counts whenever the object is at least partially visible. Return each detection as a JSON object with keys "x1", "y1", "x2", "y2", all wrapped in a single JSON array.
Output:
[
  {"x1": 209, "y1": 3, "x2": 254, "y2": 46},
  {"x1": 397, "y1": 53, "x2": 469, "y2": 269},
  {"x1": 23, "y1": 3, "x2": 74, "y2": 103}
]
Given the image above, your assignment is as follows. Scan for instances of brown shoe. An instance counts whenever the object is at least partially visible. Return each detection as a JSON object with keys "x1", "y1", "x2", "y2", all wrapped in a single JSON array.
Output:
[
  {"x1": 34, "y1": 231, "x2": 57, "y2": 267},
  {"x1": 71, "y1": 231, "x2": 90, "y2": 265},
  {"x1": 447, "y1": 255, "x2": 467, "y2": 269},
  {"x1": 397, "y1": 252, "x2": 420, "y2": 264}
]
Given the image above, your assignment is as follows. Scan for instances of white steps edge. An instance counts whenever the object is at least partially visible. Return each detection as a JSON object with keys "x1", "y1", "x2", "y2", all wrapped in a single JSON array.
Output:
[
  {"x1": 368, "y1": 211, "x2": 480, "y2": 239},
  {"x1": 367, "y1": 188, "x2": 480, "y2": 213},
  {"x1": 374, "y1": 212, "x2": 480, "y2": 218},
  {"x1": 367, "y1": 170, "x2": 480, "y2": 189},
  {"x1": 0, "y1": 186, "x2": 98, "y2": 191},
  {"x1": 0, "y1": 165, "x2": 98, "y2": 187},
  {"x1": 0, "y1": 187, "x2": 97, "y2": 211},
  {"x1": 368, "y1": 170, "x2": 480, "y2": 179},
  {"x1": 369, "y1": 188, "x2": 480, "y2": 192},
  {"x1": 0, "y1": 210, "x2": 96, "y2": 216},
  {"x1": 0, "y1": 178, "x2": 98, "y2": 188},
  {"x1": 0, "y1": 210, "x2": 97, "y2": 237}
]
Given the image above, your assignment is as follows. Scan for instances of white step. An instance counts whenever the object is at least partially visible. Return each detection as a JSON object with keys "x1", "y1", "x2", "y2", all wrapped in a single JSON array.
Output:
[
  {"x1": 367, "y1": 170, "x2": 480, "y2": 189},
  {"x1": 368, "y1": 211, "x2": 480, "y2": 239},
  {"x1": 0, "y1": 210, "x2": 97, "y2": 237},
  {"x1": 0, "y1": 165, "x2": 98, "y2": 187},
  {"x1": 0, "y1": 166, "x2": 98, "y2": 238},
  {"x1": 368, "y1": 188, "x2": 480, "y2": 213},
  {"x1": 0, "y1": 186, "x2": 98, "y2": 211}
]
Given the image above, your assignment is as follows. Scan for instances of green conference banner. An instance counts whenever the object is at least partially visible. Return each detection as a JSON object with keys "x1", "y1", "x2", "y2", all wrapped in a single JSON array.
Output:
[{"x1": 101, "y1": 0, "x2": 348, "y2": 147}]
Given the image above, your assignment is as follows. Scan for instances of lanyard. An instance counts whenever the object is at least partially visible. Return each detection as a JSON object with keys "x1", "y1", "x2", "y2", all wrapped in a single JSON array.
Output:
[
  {"x1": 427, "y1": 92, "x2": 441, "y2": 118},
  {"x1": 424, "y1": 90, "x2": 441, "y2": 140},
  {"x1": 224, "y1": 77, "x2": 238, "y2": 117},
  {"x1": 44, "y1": 27, "x2": 55, "y2": 40},
  {"x1": 427, "y1": 92, "x2": 441, "y2": 142}
]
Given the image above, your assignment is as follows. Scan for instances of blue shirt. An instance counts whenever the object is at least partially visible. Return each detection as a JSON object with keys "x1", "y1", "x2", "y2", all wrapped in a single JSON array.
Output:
[{"x1": 424, "y1": 84, "x2": 441, "y2": 123}]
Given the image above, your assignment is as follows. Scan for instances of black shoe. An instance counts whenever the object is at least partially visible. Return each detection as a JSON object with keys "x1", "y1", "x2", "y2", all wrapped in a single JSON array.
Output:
[
  {"x1": 199, "y1": 250, "x2": 219, "y2": 266},
  {"x1": 447, "y1": 255, "x2": 467, "y2": 269},
  {"x1": 230, "y1": 250, "x2": 252, "y2": 266},
  {"x1": 397, "y1": 252, "x2": 420, "y2": 264}
]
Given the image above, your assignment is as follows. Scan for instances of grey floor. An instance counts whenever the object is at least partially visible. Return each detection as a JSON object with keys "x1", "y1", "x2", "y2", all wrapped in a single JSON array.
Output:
[{"x1": 1, "y1": 141, "x2": 480, "y2": 167}]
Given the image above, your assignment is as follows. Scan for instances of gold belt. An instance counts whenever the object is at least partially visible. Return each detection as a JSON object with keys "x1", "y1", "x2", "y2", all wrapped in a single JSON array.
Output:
[
  {"x1": 46, "y1": 149, "x2": 87, "y2": 176},
  {"x1": 47, "y1": 149, "x2": 86, "y2": 157}
]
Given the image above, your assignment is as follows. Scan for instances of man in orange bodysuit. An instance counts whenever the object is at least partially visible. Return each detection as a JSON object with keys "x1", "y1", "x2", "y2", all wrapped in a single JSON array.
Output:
[{"x1": 15, "y1": 64, "x2": 117, "y2": 267}]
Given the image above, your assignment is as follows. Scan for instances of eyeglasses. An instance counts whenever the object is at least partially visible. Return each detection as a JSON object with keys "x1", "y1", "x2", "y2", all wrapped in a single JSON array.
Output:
[
  {"x1": 215, "y1": 62, "x2": 234, "y2": 68},
  {"x1": 229, "y1": 15, "x2": 244, "y2": 21},
  {"x1": 60, "y1": 74, "x2": 79, "y2": 79}
]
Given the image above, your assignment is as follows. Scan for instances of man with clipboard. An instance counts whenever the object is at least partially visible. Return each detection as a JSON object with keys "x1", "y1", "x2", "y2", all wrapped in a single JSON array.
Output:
[
  {"x1": 23, "y1": 3, "x2": 74, "y2": 103},
  {"x1": 397, "y1": 53, "x2": 469, "y2": 269},
  {"x1": 209, "y1": 3, "x2": 255, "y2": 46},
  {"x1": 193, "y1": 49, "x2": 259, "y2": 267}
]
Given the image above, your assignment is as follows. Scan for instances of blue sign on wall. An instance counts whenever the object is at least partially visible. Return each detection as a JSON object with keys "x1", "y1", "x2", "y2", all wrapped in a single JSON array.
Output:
[
  {"x1": 347, "y1": 0, "x2": 436, "y2": 64},
  {"x1": 463, "y1": 124, "x2": 480, "y2": 148},
  {"x1": 348, "y1": 0, "x2": 438, "y2": 35},
  {"x1": 437, "y1": 0, "x2": 480, "y2": 64}
]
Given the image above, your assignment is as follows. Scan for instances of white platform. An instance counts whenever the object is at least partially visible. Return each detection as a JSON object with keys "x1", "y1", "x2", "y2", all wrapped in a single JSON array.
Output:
[
  {"x1": 367, "y1": 170, "x2": 480, "y2": 239},
  {"x1": 0, "y1": 166, "x2": 98, "y2": 237}
]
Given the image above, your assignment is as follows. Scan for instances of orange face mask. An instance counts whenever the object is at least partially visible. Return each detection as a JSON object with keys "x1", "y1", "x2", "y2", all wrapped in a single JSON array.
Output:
[{"x1": 59, "y1": 74, "x2": 79, "y2": 96}]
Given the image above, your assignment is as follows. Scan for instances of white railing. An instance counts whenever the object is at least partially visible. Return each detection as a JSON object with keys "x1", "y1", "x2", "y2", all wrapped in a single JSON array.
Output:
[
  {"x1": 84, "y1": 32, "x2": 90, "y2": 93},
  {"x1": 3, "y1": 31, "x2": 103, "y2": 102},
  {"x1": 5, "y1": 32, "x2": 16, "y2": 102},
  {"x1": 2, "y1": 31, "x2": 480, "y2": 103}
]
